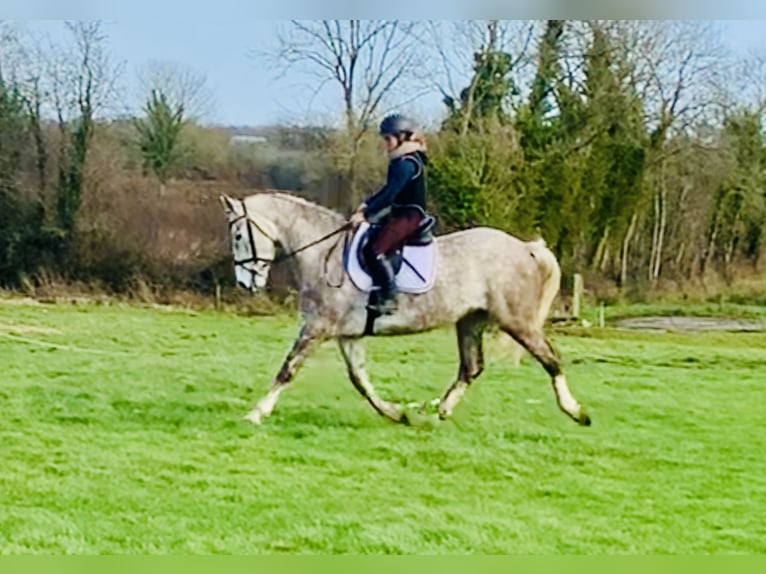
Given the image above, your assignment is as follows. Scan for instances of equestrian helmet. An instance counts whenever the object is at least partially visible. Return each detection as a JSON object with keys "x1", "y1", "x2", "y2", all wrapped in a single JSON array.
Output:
[{"x1": 379, "y1": 113, "x2": 418, "y2": 137}]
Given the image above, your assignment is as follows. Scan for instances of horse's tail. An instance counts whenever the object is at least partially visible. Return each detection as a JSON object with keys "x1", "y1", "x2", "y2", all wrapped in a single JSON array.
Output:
[{"x1": 527, "y1": 238, "x2": 561, "y2": 330}]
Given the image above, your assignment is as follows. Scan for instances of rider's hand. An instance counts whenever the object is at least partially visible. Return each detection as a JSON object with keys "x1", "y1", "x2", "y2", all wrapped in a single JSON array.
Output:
[
  {"x1": 348, "y1": 210, "x2": 366, "y2": 225},
  {"x1": 348, "y1": 204, "x2": 367, "y2": 225}
]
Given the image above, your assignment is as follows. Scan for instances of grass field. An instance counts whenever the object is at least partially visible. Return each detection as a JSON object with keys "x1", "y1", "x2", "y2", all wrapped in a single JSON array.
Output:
[{"x1": 1, "y1": 297, "x2": 765, "y2": 554}]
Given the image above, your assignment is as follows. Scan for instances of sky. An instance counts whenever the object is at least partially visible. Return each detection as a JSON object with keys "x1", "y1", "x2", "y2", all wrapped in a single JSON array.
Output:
[{"x1": 16, "y1": 19, "x2": 766, "y2": 128}]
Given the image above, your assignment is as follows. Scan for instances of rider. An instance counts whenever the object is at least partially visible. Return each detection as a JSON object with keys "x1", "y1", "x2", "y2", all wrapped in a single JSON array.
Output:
[{"x1": 349, "y1": 113, "x2": 429, "y2": 315}]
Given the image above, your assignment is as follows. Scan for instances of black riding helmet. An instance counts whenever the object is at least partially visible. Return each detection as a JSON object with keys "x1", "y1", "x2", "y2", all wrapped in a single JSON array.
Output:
[{"x1": 379, "y1": 113, "x2": 418, "y2": 138}]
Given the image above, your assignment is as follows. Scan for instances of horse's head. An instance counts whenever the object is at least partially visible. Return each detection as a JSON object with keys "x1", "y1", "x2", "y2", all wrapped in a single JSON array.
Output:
[{"x1": 220, "y1": 194, "x2": 279, "y2": 292}]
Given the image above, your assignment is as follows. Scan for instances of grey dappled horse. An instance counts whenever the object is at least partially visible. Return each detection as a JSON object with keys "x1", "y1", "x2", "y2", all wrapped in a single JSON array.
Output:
[{"x1": 220, "y1": 191, "x2": 591, "y2": 427}]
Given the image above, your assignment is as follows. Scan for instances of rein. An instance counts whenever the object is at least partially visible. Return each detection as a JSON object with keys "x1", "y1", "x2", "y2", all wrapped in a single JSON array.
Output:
[
  {"x1": 274, "y1": 222, "x2": 353, "y2": 263},
  {"x1": 229, "y1": 200, "x2": 353, "y2": 287}
]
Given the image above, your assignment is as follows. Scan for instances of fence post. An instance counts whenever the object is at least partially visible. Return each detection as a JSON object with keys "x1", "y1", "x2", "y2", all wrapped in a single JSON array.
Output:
[{"x1": 572, "y1": 273, "x2": 583, "y2": 319}]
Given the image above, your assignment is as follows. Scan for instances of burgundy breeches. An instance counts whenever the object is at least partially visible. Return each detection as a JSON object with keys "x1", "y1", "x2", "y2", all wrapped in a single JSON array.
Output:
[{"x1": 368, "y1": 211, "x2": 424, "y2": 255}]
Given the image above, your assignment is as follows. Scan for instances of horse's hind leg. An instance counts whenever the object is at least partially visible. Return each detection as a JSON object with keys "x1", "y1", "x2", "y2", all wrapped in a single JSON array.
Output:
[
  {"x1": 244, "y1": 323, "x2": 320, "y2": 425},
  {"x1": 438, "y1": 311, "x2": 488, "y2": 419},
  {"x1": 338, "y1": 337, "x2": 407, "y2": 424},
  {"x1": 503, "y1": 325, "x2": 591, "y2": 426}
]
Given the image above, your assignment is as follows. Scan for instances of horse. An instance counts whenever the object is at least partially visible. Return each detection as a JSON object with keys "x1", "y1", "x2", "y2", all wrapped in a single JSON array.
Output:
[{"x1": 220, "y1": 191, "x2": 591, "y2": 427}]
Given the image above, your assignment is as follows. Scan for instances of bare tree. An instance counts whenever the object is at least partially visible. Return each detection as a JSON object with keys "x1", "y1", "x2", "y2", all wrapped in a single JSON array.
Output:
[
  {"x1": 640, "y1": 22, "x2": 727, "y2": 285},
  {"x1": 619, "y1": 21, "x2": 726, "y2": 145},
  {"x1": 260, "y1": 20, "x2": 425, "y2": 210},
  {"x1": 137, "y1": 59, "x2": 214, "y2": 121},
  {"x1": 43, "y1": 21, "x2": 123, "y2": 233},
  {"x1": 42, "y1": 22, "x2": 123, "y2": 124},
  {"x1": 426, "y1": 20, "x2": 539, "y2": 127},
  {"x1": 733, "y1": 51, "x2": 766, "y2": 118},
  {"x1": 586, "y1": 21, "x2": 729, "y2": 285},
  {"x1": 0, "y1": 22, "x2": 21, "y2": 74}
]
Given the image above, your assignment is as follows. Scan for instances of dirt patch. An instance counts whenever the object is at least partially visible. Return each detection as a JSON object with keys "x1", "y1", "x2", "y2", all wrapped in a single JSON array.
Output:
[{"x1": 614, "y1": 316, "x2": 766, "y2": 333}]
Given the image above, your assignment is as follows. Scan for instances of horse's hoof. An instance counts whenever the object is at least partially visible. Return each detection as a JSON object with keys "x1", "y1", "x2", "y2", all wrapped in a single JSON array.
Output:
[
  {"x1": 243, "y1": 410, "x2": 263, "y2": 425},
  {"x1": 406, "y1": 401, "x2": 425, "y2": 413},
  {"x1": 578, "y1": 411, "x2": 592, "y2": 426}
]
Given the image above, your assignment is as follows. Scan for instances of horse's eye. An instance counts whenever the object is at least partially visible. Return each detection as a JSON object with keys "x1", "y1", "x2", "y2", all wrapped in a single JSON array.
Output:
[{"x1": 235, "y1": 233, "x2": 242, "y2": 241}]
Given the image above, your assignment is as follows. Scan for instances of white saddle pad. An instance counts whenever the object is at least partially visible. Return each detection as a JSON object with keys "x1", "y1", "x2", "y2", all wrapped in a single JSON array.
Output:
[{"x1": 343, "y1": 222, "x2": 437, "y2": 294}]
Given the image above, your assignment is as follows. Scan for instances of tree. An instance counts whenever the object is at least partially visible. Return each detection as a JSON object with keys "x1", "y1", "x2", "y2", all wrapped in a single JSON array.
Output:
[
  {"x1": 577, "y1": 22, "x2": 647, "y2": 283},
  {"x1": 428, "y1": 21, "x2": 529, "y2": 234},
  {"x1": 0, "y1": 26, "x2": 27, "y2": 197},
  {"x1": 0, "y1": 23, "x2": 47, "y2": 201},
  {"x1": 0, "y1": 76, "x2": 26, "y2": 190},
  {"x1": 0, "y1": 45, "x2": 51, "y2": 286},
  {"x1": 134, "y1": 89, "x2": 186, "y2": 192},
  {"x1": 47, "y1": 21, "x2": 122, "y2": 235},
  {"x1": 263, "y1": 20, "x2": 423, "y2": 210},
  {"x1": 136, "y1": 59, "x2": 213, "y2": 121},
  {"x1": 512, "y1": 20, "x2": 578, "y2": 261},
  {"x1": 620, "y1": 21, "x2": 727, "y2": 284},
  {"x1": 704, "y1": 110, "x2": 766, "y2": 276},
  {"x1": 433, "y1": 20, "x2": 533, "y2": 135},
  {"x1": 515, "y1": 20, "x2": 566, "y2": 155}
]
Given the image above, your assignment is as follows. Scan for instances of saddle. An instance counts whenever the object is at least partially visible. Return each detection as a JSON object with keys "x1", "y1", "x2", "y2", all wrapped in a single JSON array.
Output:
[
  {"x1": 355, "y1": 214, "x2": 437, "y2": 274},
  {"x1": 343, "y1": 216, "x2": 438, "y2": 297},
  {"x1": 405, "y1": 213, "x2": 437, "y2": 246}
]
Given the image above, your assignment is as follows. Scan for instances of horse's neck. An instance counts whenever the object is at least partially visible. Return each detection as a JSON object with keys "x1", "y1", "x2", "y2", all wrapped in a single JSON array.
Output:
[
  {"x1": 267, "y1": 195, "x2": 344, "y2": 250},
  {"x1": 260, "y1": 195, "x2": 345, "y2": 286}
]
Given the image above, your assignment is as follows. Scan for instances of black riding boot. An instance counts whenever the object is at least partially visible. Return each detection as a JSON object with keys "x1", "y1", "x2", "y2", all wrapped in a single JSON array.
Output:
[{"x1": 367, "y1": 254, "x2": 398, "y2": 315}]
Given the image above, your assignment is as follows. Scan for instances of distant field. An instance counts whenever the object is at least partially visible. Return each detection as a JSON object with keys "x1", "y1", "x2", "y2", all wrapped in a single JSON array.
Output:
[{"x1": 1, "y1": 299, "x2": 765, "y2": 553}]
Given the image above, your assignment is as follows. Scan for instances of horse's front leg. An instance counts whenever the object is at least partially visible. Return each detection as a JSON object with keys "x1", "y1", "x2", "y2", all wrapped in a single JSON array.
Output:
[
  {"x1": 338, "y1": 337, "x2": 407, "y2": 424},
  {"x1": 244, "y1": 323, "x2": 321, "y2": 425}
]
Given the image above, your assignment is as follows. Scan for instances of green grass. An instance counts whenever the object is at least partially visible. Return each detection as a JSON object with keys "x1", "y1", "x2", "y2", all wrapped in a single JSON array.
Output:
[{"x1": 2, "y1": 298, "x2": 765, "y2": 554}]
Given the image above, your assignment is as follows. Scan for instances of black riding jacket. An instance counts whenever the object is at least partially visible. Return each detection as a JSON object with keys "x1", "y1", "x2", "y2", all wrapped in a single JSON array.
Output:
[{"x1": 363, "y1": 151, "x2": 428, "y2": 221}]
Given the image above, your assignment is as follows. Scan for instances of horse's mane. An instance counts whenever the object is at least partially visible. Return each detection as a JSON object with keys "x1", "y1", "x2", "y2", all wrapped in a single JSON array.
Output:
[{"x1": 245, "y1": 189, "x2": 345, "y2": 222}]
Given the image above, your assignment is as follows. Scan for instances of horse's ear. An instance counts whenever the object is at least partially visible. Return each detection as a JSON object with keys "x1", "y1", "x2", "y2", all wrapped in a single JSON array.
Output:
[{"x1": 219, "y1": 194, "x2": 237, "y2": 214}]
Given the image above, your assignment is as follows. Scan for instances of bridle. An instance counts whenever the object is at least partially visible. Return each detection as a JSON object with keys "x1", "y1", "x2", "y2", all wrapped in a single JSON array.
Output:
[{"x1": 228, "y1": 199, "x2": 352, "y2": 287}]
